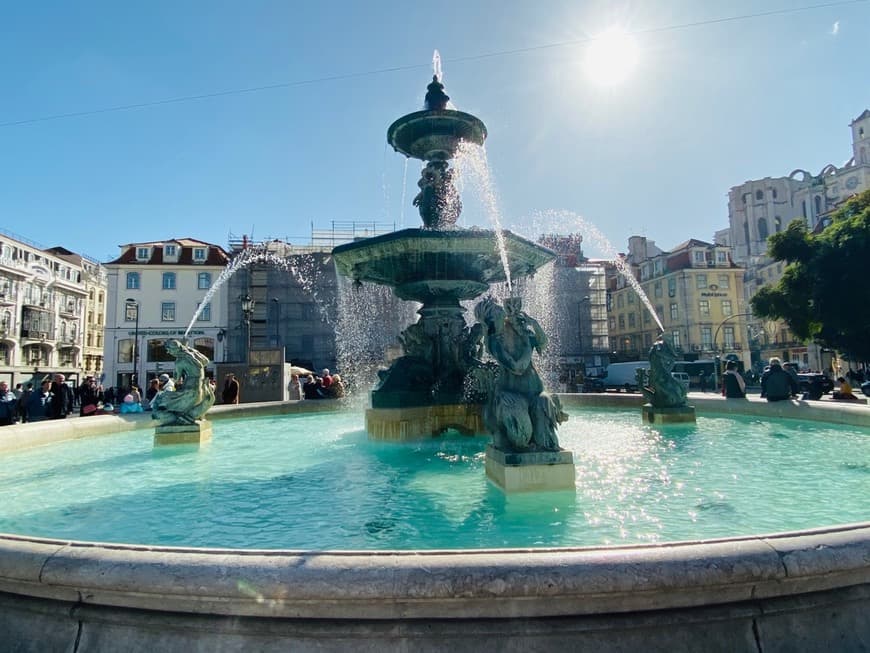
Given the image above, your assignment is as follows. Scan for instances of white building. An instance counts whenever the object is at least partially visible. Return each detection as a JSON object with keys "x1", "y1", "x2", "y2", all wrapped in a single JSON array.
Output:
[
  {"x1": 0, "y1": 232, "x2": 106, "y2": 388},
  {"x1": 727, "y1": 109, "x2": 870, "y2": 265},
  {"x1": 103, "y1": 238, "x2": 230, "y2": 390}
]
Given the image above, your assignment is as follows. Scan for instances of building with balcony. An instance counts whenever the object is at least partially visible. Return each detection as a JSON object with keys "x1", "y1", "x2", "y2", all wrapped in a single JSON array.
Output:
[
  {"x1": 608, "y1": 236, "x2": 749, "y2": 369},
  {"x1": 103, "y1": 238, "x2": 230, "y2": 390},
  {"x1": 0, "y1": 232, "x2": 103, "y2": 388}
]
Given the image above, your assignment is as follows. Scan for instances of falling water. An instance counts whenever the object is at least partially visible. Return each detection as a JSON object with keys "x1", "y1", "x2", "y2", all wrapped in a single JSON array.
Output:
[
  {"x1": 335, "y1": 278, "x2": 419, "y2": 403},
  {"x1": 184, "y1": 245, "x2": 292, "y2": 339},
  {"x1": 400, "y1": 158, "x2": 409, "y2": 228},
  {"x1": 454, "y1": 141, "x2": 513, "y2": 290},
  {"x1": 522, "y1": 209, "x2": 666, "y2": 332}
]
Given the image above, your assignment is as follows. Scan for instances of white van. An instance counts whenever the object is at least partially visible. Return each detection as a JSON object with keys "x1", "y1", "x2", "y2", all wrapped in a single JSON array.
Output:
[
  {"x1": 602, "y1": 361, "x2": 650, "y2": 392},
  {"x1": 671, "y1": 372, "x2": 690, "y2": 389}
]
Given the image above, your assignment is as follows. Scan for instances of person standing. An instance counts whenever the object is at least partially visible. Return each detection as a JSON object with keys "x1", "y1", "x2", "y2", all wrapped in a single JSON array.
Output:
[
  {"x1": 17, "y1": 383, "x2": 33, "y2": 423},
  {"x1": 287, "y1": 374, "x2": 303, "y2": 401},
  {"x1": 221, "y1": 373, "x2": 240, "y2": 404},
  {"x1": 0, "y1": 381, "x2": 17, "y2": 426},
  {"x1": 50, "y1": 374, "x2": 75, "y2": 419},
  {"x1": 26, "y1": 380, "x2": 53, "y2": 422},
  {"x1": 78, "y1": 376, "x2": 102, "y2": 417}
]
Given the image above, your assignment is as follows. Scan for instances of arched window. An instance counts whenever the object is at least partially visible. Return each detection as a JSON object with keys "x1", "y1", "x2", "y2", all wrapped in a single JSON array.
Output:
[
  {"x1": 814, "y1": 196, "x2": 822, "y2": 215},
  {"x1": 774, "y1": 216, "x2": 782, "y2": 233},
  {"x1": 802, "y1": 200, "x2": 807, "y2": 218},
  {"x1": 771, "y1": 188, "x2": 778, "y2": 199},
  {"x1": 755, "y1": 190, "x2": 763, "y2": 201},
  {"x1": 757, "y1": 218, "x2": 769, "y2": 240}
]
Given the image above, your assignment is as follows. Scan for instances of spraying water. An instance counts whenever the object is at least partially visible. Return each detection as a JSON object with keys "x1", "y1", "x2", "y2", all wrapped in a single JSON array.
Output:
[
  {"x1": 432, "y1": 50, "x2": 443, "y2": 82},
  {"x1": 454, "y1": 141, "x2": 513, "y2": 290},
  {"x1": 184, "y1": 245, "x2": 292, "y2": 339},
  {"x1": 520, "y1": 209, "x2": 665, "y2": 332}
]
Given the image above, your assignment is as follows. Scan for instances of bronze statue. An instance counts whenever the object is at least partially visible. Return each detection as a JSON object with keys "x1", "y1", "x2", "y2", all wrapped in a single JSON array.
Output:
[
  {"x1": 474, "y1": 296, "x2": 567, "y2": 452},
  {"x1": 642, "y1": 335, "x2": 688, "y2": 408},
  {"x1": 151, "y1": 339, "x2": 215, "y2": 426}
]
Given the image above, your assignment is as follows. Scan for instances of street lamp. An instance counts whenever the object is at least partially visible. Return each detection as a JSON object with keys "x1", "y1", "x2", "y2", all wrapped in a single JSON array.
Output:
[
  {"x1": 241, "y1": 294, "x2": 255, "y2": 363},
  {"x1": 125, "y1": 298, "x2": 140, "y2": 388},
  {"x1": 271, "y1": 298, "x2": 280, "y2": 350}
]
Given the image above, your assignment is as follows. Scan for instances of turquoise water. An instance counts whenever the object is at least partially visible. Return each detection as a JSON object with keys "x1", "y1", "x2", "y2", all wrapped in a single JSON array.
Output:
[{"x1": 1, "y1": 409, "x2": 868, "y2": 550}]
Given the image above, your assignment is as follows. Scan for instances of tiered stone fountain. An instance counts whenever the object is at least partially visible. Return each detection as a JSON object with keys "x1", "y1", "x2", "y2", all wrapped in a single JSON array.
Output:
[{"x1": 333, "y1": 75, "x2": 573, "y2": 491}]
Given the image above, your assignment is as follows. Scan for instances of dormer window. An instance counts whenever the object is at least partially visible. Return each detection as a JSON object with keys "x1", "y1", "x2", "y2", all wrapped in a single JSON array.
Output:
[
  {"x1": 136, "y1": 247, "x2": 150, "y2": 260},
  {"x1": 693, "y1": 250, "x2": 706, "y2": 264},
  {"x1": 193, "y1": 248, "x2": 207, "y2": 262},
  {"x1": 164, "y1": 244, "x2": 177, "y2": 257}
]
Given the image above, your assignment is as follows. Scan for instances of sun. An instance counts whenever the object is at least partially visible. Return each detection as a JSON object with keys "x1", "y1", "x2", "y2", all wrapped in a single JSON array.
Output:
[{"x1": 583, "y1": 28, "x2": 639, "y2": 86}]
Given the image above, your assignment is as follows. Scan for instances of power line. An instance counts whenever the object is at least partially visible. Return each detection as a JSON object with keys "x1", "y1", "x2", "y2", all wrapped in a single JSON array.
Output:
[{"x1": 1, "y1": 0, "x2": 865, "y2": 129}]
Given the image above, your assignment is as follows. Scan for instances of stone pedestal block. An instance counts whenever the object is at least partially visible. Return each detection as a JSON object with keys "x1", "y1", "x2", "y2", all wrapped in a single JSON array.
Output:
[
  {"x1": 366, "y1": 404, "x2": 484, "y2": 441},
  {"x1": 485, "y1": 445, "x2": 576, "y2": 493},
  {"x1": 641, "y1": 404, "x2": 697, "y2": 424},
  {"x1": 154, "y1": 421, "x2": 213, "y2": 446}
]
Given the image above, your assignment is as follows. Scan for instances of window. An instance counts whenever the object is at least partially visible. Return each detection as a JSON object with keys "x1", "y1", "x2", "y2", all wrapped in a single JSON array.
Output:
[
  {"x1": 124, "y1": 302, "x2": 138, "y2": 322},
  {"x1": 655, "y1": 306, "x2": 664, "y2": 321},
  {"x1": 617, "y1": 294, "x2": 624, "y2": 309},
  {"x1": 723, "y1": 326, "x2": 735, "y2": 348},
  {"x1": 654, "y1": 259, "x2": 662, "y2": 274},
  {"x1": 668, "y1": 277, "x2": 676, "y2": 297},
  {"x1": 814, "y1": 196, "x2": 822, "y2": 215},
  {"x1": 126, "y1": 272, "x2": 140, "y2": 290},
  {"x1": 162, "y1": 272, "x2": 176, "y2": 290},
  {"x1": 164, "y1": 244, "x2": 177, "y2": 257},
  {"x1": 628, "y1": 313, "x2": 636, "y2": 328},
  {"x1": 718, "y1": 274, "x2": 730, "y2": 289},
  {"x1": 693, "y1": 250, "x2": 705, "y2": 263},
  {"x1": 627, "y1": 293, "x2": 635, "y2": 304},
  {"x1": 758, "y1": 217, "x2": 769, "y2": 240},
  {"x1": 654, "y1": 281, "x2": 662, "y2": 298},
  {"x1": 194, "y1": 248, "x2": 207, "y2": 261},
  {"x1": 197, "y1": 302, "x2": 211, "y2": 321},
  {"x1": 643, "y1": 310, "x2": 650, "y2": 324},
  {"x1": 755, "y1": 189, "x2": 763, "y2": 201},
  {"x1": 618, "y1": 315, "x2": 625, "y2": 329},
  {"x1": 644, "y1": 333, "x2": 652, "y2": 347},
  {"x1": 136, "y1": 247, "x2": 150, "y2": 260},
  {"x1": 608, "y1": 316, "x2": 616, "y2": 331},
  {"x1": 701, "y1": 327, "x2": 712, "y2": 349},
  {"x1": 774, "y1": 216, "x2": 782, "y2": 233},
  {"x1": 671, "y1": 330, "x2": 681, "y2": 348},
  {"x1": 721, "y1": 300, "x2": 733, "y2": 316},
  {"x1": 699, "y1": 300, "x2": 710, "y2": 316},
  {"x1": 197, "y1": 272, "x2": 211, "y2": 289},
  {"x1": 118, "y1": 339, "x2": 134, "y2": 364},
  {"x1": 772, "y1": 188, "x2": 778, "y2": 199},
  {"x1": 696, "y1": 274, "x2": 707, "y2": 289},
  {"x1": 670, "y1": 303, "x2": 678, "y2": 320},
  {"x1": 161, "y1": 302, "x2": 176, "y2": 322},
  {"x1": 716, "y1": 250, "x2": 728, "y2": 263}
]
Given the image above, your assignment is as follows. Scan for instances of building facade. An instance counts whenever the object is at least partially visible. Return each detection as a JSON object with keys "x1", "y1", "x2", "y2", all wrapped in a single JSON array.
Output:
[
  {"x1": 103, "y1": 238, "x2": 230, "y2": 390},
  {"x1": 609, "y1": 237, "x2": 749, "y2": 369},
  {"x1": 0, "y1": 232, "x2": 105, "y2": 389},
  {"x1": 728, "y1": 109, "x2": 870, "y2": 266}
]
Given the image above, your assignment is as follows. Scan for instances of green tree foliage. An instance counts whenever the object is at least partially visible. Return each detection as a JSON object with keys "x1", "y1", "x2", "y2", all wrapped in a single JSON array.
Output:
[{"x1": 751, "y1": 189, "x2": 870, "y2": 361}]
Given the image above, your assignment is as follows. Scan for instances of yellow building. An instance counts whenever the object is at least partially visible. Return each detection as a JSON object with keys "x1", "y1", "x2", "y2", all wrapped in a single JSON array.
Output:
[{"x1": 609, "y1": 237, "x2": 749, "y2": 369}]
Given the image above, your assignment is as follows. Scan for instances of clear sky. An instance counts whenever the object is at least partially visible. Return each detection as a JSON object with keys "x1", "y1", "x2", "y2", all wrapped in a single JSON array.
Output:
[{"x1": 1, "y1": 0, "x2": 868, "y2": 262}]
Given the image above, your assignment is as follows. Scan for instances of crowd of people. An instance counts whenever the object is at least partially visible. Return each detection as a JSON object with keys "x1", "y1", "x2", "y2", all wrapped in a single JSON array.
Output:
[{"x1": 289, "y1": 368, "x2": 345, "y2": 401}]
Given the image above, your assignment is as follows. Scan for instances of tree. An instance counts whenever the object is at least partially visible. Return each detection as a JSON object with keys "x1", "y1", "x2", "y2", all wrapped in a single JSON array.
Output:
[{"x1": 750, "y1": 189, "x2": 870, "y2": 362}]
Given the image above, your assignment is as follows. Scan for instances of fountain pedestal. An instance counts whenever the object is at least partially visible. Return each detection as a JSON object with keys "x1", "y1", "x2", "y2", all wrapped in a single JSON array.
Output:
[
  {"x1": 366, "y1": 405, "x2": 484, "y2": 441},
  {"x1": 485, "y1": 445, "x2": 576, "y2": 493},
  {"x1": 154, "y1": 421, "x2": 213, "y2": 446},
  {"x1": 641, "y1": 404, "x2": 697, "y2": 424}
]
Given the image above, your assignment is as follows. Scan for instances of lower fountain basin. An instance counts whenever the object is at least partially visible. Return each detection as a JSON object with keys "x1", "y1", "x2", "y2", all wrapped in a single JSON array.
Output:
[{"x1": 0, "y1": 396, "x2": 868, "y2": 651}]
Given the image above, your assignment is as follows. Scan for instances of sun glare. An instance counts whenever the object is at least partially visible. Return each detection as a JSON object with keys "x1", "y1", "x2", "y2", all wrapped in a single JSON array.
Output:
[{"x1": 583, "y1": 28, "x2": 639, "y2": 86}]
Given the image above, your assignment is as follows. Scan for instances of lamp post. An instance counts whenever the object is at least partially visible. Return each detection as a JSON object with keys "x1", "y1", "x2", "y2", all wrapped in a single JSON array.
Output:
[
  {"x1": 241, "y1": 294, "x2": 255, "y2": 364},
  {"x1": 125, "y1": 298, "x2": 140, "y2": 388},
  {"x1": 271, "y1": 298, "x2": 280, "y2": 350}
]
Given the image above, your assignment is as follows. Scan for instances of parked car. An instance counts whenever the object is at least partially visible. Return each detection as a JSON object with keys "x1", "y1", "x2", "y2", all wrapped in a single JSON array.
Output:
[
  {"x1": 582, "y1": 377, "x2": 606, "y2": 393},
  {"x1": 796, "y1": 373, "x2": 834, "y2": 397}
]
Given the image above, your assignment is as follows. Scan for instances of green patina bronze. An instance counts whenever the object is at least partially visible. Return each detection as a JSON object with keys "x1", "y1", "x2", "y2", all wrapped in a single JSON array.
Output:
[{"x1": 333, "y1": 74, "x2": 564, "y2": 452}]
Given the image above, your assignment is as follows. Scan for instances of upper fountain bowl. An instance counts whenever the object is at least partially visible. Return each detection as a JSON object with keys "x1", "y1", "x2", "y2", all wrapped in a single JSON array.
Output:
[{"x1": 387, "y1": 76, "x2": 487, "y2": 161}]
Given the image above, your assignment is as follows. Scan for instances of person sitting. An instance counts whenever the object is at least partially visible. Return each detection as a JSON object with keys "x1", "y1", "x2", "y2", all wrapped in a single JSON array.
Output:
[
  {"x1": 119, "y1": 393, "x2": 144, "y2": 414},
  {"x1": 721, "y1": 361, "x2": 746, "y2": 398},
  {"x1": 327, "y1": 374, "x2": 346, "y2": 399},
  {"x1": 832, "y1": 377, "x2": 858, "y2": 400},
  {"x1": 303, "y1": 375, "x2": 321, "y2": 400},
  {"x1": 760, "y1": 357, "x2": 799, "y2": 402},
  {"x1": 320, "y1": 368, "x2": 333, "y2": 390}
]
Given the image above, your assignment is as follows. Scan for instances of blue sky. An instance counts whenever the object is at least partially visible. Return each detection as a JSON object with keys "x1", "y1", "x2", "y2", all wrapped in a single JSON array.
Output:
[{"x1": 1, "y1": 0, "x2": 867, "y2": 262}]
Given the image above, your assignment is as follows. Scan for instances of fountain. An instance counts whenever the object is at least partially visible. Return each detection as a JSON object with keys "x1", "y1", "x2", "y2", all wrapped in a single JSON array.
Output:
[
  {"x1": 0, "y1": 62, "x2": 868, "y2": 652},
  {"x1": 333, "y1": 73, "x2": 573, "y2": 491}
]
